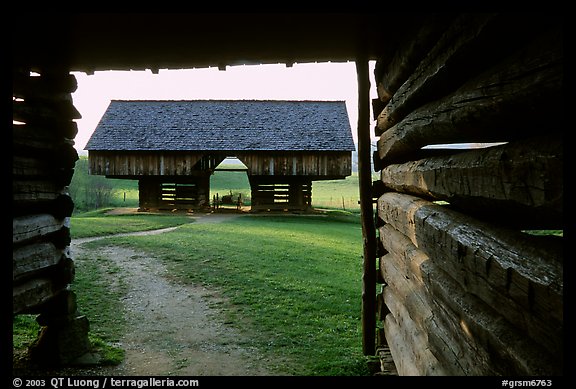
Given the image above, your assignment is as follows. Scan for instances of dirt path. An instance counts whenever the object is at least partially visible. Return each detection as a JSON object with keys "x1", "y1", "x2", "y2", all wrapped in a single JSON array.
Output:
[{"x1": 70, "y1": 212, "x2": 282, "y2": 376}]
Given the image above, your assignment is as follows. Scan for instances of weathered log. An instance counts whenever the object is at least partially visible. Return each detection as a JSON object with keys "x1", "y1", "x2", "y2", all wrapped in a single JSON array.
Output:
[
  {"x1": 382, "y1": 313, "x2": 420, "y2": 376},
  {"x1": 422, "y1": 258, "x2": 562, "y2": 375},
  {"x1": 51, "y1": 250, "x2": 75, "y2": 286},
  {"x1": 13, "y1": 214, "x2": 68, "y2": 245},
  {"x1": 379, "y1": 222, "x2": 562, "y2": 361},
  {"x1": 381, "y1": 274, "x2": 449, "y2": 376},
  {"x1": 13, "y1": 133, "x2": 79, "y2": 171},
  {"x1": 13, "y1": 241, "x2": 63, "y2": 281},
  {"x1": 379, "y1": 225, "x2": 428, "y2": 285},
  {"x1": 13, "y1": 123, "x2": 62, "y2": 151},
  {"x1": 374, "y1": 12, "x2": 457, "y2": 104},
  {"x1": 13, "y1": 193, "x2": 75, "y2": 220},
  {"x1": 13, "y1": 164, "x2": 75, "y2": 188},
  {"x1": 13, "y1": 180, "x2": 67, "y2": 203},
  {"x1": 13, "y1": 157, "x2": 76, "y2": 188},
  {"x1": 377, "y1": 193, "x2": 563, "y2": 357},
  {"x1": 376, "y1": 12, "x2": 500, "y2": 134},
  {"x1": 382, "y1": 246, "x2": 563, "y2": 376},
  {"x1": 377, "y1": 26, "x2": 563, "y2": 164},
  {"x1": 372, "y1": 146, "x2": 474, "y2": 172},
  {"x1": 13, "y1": 120, "x2": 79, "y2": 140},
  {"x1": 13, "y1": 124, "x2": 78, "y2": 153},
  {"x1": 48, "y1": 226, "x2": 72, "y2": 249},
  {"x1": 12, "y1": 98, "x2": 82, "y2": 123},
  {"x1": 380, "y1": 136, "x2": 563, "y2": 229},
  {"x1": 381, "y1": 254, "x2": 452, "y2": 375},
  {"x1": 424, "y1": 292, "x2": 496, "y2": 375},
  {"x1": 376, "y1": 14, "x2": 560, "y2": 135},
  {"x1": 13, "y1": 277, "x2": 64, "y2": 315},
  {"x1": 12, "y1": 71, "x2": 78, "y2": 99},
  {"x1": 379, "y1": 231, "x2": 494, "y2": 375}
]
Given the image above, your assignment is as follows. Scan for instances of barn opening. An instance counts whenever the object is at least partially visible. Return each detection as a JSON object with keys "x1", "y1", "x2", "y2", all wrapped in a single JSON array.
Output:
[{"x1": 211, "y1": 157, "x2": 250, "y2": 211}]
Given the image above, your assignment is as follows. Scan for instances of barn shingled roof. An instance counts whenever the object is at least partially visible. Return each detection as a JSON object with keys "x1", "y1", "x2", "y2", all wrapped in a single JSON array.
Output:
[{"x1": 84, "y1": 100, "x2": 356, "y2": 152}]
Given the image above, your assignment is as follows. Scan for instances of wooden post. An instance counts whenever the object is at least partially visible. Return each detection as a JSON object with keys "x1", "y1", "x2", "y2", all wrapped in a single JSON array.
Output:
[{"x1": 357, "y1": 56, "x2": 377, "y2": 356}]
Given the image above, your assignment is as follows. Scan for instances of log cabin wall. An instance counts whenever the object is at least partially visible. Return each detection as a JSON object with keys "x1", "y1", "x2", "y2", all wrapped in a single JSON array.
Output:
[
  {"x1": 372, "y1": 13, "x2": 563, "y2": 375},
  {"x1": 12, "y1": 67, "x2": 91, "y2": 364}
]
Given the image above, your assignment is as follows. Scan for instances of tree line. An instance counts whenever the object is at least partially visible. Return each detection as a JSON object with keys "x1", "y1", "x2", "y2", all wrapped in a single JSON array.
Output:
[{"x1": 68, "y1": 156, "x2": 130, "y2": 213}]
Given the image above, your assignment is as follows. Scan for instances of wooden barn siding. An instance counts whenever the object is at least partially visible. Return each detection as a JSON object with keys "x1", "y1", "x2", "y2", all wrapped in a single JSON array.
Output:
[
  {"x1": 138, "y1": 177, "x2": 211, "y2": 210},
  {"x1": 249, "y1": 179, "x2": 313, "y2": 211},
  {"x1": 12, "y1": 68, "x2": 79, "y2": 315},
  {"x1": 89, "y1": 151, "x2": 351, "y2": 178},
  {"x1": 88, "y1": 151, "x2": 204, "y2": 177},
  {"x1": 372, "y1": 14, "x2": 563, "y2": 376},
  {"x1": 239, "y1": 152, "x2": 351, "y2": 178}
]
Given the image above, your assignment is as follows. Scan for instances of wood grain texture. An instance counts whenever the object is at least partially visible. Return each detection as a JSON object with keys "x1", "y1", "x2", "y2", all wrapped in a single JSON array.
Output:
[
  {"x1": 379, "y1": 136, "x2": 563, "y2": 228},
  {"x1": 377, "y1": 193, "x2": 563, "y2": 359}
]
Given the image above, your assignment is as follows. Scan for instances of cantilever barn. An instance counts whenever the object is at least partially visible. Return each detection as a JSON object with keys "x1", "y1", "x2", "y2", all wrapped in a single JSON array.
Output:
[
  {"x1": 84, "y1": 100, "x2": 355, "y2": 212},
  {"x1": 12, "y1": 13, "x2": 563, "y2": 375}
]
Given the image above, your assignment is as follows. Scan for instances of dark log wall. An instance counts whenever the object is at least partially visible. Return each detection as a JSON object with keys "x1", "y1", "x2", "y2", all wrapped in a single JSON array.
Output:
[
  {"x1": 372, "y1": 13, "x2": 563, "y2": 375},
  {"x1": 13, "y1": 68, "x2": 91, "y2": 364},
  {"x1": 13, "y1": 68, "x2": 79, "y2": 315}
]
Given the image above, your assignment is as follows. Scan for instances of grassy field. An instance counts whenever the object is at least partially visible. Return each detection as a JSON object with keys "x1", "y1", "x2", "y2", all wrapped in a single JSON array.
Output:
[
  {"x1": 15, "y1": 210, "x2": 371, "y2": 376},
  {"x1": 13, "y1": 211, "x2": 198, "y2": 367},
  {"x1": 82, "y1": 213, "x2": 368, "y2": 375},
  {"x1": 69, "y1": 209, "x2": 194, "y2": 238},
  {"x1": 120, "y1": 216, "x2": 367, "y2": 375}
]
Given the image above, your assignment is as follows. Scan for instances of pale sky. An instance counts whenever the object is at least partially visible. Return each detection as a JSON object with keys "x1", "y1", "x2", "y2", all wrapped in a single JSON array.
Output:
[{"x1": 71, "y1": 61, "x2": 378, "y2": 155}]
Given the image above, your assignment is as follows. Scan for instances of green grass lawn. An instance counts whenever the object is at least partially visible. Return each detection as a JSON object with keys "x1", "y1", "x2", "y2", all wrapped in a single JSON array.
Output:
[
  {"x1": 16, "y1": 211, "x2": 370, "y2": 375},
  {"x1": 71, "y1": 212, "x2": 370, "y2": 376},
  {"x1": 69, "y1": 209, "x2": 195, "y2": 238}
]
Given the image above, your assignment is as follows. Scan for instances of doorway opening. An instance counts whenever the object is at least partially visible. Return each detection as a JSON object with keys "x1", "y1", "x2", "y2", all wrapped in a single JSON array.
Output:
[{"x1": 211, "y1": 157, "x2": 250, "y2": 212}]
